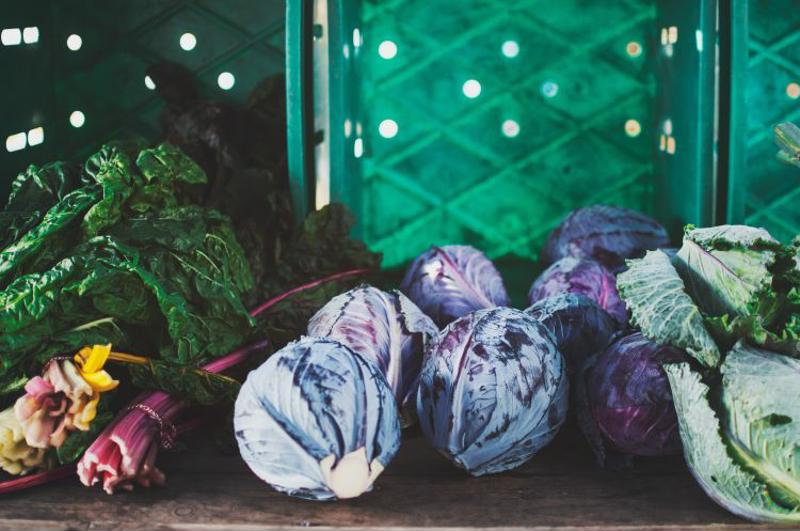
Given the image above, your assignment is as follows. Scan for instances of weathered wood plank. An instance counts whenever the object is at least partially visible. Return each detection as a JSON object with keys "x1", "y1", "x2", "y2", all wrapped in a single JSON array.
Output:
[{"x1": 0, "y1": 428, "x2": 781, "y2": 531}]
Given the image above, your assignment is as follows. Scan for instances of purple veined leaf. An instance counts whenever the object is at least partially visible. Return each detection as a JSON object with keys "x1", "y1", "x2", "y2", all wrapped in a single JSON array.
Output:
[
  {"x1": 577, "y1": 332, "x2": 686, "y2": 465},
  {"x1": 525, "y1": 293, "x2": 618, "y2": 375},
  {"x1": 400, "y1": 245, "x2": 509, "y2": 327},
  {"x1": 528, "y1": 257, "x2": 628, "y2": 327},
  {"x1": 416, "y1": 307, "x2": 568, "y2": 476},
  {"x1": 234, "y1": 337, "x2": 401, "y2": 501},
  {"x1": 307, "y1": 285, "x2": 438, "y2": 413},
  {"x1": 542, "y1": 205, "x2": 670, "y2": 273}
]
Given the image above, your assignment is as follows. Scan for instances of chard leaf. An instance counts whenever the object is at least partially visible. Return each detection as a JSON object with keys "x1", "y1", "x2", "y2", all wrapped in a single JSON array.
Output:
[
  {"x1": 0, "y1": 188, "x2": 98, "y2": 287},
  {"x1": 665, "y1": 362, "x2": 800, "y2": 523},
  {"x1": 617, "y1": 250, "x2": 720, "y2": 367},
  {"x1": 721, "y1": 342, "x2": 800, "y2": 507},
  {"x1": 128, "y1": 360, "x2": 244, "y2": 406},
  {"x1": 673, "y1": 225, "x2": 779, "y2": 319}
]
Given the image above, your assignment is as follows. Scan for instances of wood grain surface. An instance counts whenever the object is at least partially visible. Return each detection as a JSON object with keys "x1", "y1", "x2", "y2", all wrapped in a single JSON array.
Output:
[{"x1": 0, "y1": 425, "x2": 784, "y2": 531}]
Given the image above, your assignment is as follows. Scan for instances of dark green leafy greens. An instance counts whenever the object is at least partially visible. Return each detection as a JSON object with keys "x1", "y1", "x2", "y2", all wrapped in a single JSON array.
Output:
[{"x1": 0, "y1": 142, "x2": 255, "y2": 404}]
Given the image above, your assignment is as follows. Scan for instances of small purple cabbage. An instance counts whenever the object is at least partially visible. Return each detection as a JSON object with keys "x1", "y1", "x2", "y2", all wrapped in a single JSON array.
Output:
[
  {"x1": 308, "y1": 285, "x2": 438, "y2": 411},
  {"x1": 417, "y1": 307, "x2": 568, "y2": 476},
  {"x1": 525, "y1": 294, "x2": 618, "y2": 375},
  {"x1": 578, "y1": 332, "x2": 685, "y2": 464},
  {"x1": 542, "y1": 205, "x2": 670, "y2": 273},
  {"x1": 400, "y1": 245, "x2": 509, "y2": 327},
  {"x1": 528, "y1": 256, "x2": 627, "y2": 327}
]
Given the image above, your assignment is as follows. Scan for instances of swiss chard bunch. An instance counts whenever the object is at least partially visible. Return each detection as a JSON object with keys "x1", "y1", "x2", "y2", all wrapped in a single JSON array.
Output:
[{"x1": 0, "y1": 141, "x2": 255, "y2": 402}]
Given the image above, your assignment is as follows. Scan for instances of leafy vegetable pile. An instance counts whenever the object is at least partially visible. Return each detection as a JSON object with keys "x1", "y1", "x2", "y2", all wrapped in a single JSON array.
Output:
[
  {"x1": 0, "y1": 141, "x2": 255, "y2": 401},
  {"x1": 618, "y1": 223, "x2": 800, "y2": 522}
]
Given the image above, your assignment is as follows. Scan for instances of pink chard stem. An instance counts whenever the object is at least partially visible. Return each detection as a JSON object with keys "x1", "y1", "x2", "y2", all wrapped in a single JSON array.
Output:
[
  {"x1": 0, "y1": 464, "x2": 76, "y2": 495},
  {"x1": 249, "y1": 268, "x2": 370, "y2": 318}
]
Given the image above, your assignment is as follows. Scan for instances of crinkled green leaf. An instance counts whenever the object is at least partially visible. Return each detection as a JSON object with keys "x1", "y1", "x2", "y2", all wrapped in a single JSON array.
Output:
[
  {"x1": 82, "y1": 144, "x2": 142, "y2": 236},
  {"x1": 674, "y1": 225, "x2": 779, "y2": 319},
  {"x1": 136, "y1": 142, "x2": 206, "y2": 185},
  {"x1": 665, "y1": 362, "x2": 800, "y2": 523},
  {"x1": 0, "y1": 188, "x2": 98, "y2": 288},
  {"x1": 617, "y1": 250, "x2": 720, "y2": 367},
  {"x1": 128, "y1": 359, "x2": 242, "y2": 406},
  {"x1": 1, "y1": 162, "x2": 85, "y2": 248},
  {"x1": 721, "y1": 342, "x2": 800, "y2": 508}
]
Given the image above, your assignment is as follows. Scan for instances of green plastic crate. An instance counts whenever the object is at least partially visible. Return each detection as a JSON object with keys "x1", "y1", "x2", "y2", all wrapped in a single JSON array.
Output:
[
  {"x1": 288, "y1": 0, "x2": 718, "y2": 267},
  {"x1": 2, "y1": 1, "x2": 723, "y2": 270},
  {"x1": 726, "y1": 0, "x2": 800, "y2": 243},
  {"x1": 0, "y1": 0, "x2": 285, "y2": 176}
]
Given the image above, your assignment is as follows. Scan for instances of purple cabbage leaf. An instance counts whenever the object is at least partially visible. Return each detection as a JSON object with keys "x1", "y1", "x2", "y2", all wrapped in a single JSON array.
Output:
[
  {"x1": 400, "y1": 245, "x2": 509, "y2": 327},
  {"x1": 528, "y1": 256, "x2": 627, "y2": 327},
  {"x1": 542, "y1": 205, "x2": 670, "y2": 273}
]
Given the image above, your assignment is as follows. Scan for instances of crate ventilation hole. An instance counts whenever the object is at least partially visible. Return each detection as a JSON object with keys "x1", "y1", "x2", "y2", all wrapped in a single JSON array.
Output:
[
  {"x1": 1, "y1": 27, "x2": 38, "y2": 46},
  {"x1": 66, "y1": 34, "x2": 82, "y2": 51},
  {"x1": 5, "y1": 127, "x2": 43, "y2": 153}
]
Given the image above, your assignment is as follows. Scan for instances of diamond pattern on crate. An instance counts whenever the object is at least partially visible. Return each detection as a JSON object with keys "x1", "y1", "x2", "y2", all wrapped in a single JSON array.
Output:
[
  {"x1": 0, "y1": 0, "x2": 284, "y2": 182},
  {"x1": 362, "y1": 0, "x2": 656, "y2": 267},
  {"x1": 743, "y1": 0, "x2": 800, "y2": 239}
]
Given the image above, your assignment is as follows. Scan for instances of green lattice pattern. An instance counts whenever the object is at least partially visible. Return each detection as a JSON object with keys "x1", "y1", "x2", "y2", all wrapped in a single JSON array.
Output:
[
  {"x1": 0, "y1": 0, "x2": 284, "y2": 188},
  {"x1": 359, "y1": 0, "x2": 657, "y2": 267},
  {"x1": 743, "y1": 0, "x2": 800, "y2": 241}
]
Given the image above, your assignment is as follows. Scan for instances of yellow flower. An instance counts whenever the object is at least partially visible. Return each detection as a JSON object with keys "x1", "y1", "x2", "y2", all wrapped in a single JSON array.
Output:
[
  {"x1": 0, "y1": 407, "x2": 47, "y2": 475},
  {"x1": 74, "y1": 344, "x2": 119, "y2": 393}
]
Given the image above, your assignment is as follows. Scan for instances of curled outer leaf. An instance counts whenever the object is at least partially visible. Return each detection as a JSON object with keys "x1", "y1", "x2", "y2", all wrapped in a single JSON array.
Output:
[
  {"x1": 674, "y1": 225, "x2": 781, "y2": 319},
  {"x1": 400, "y1": 245, "x2": 509, "y2": 327},
  {"x1": 541, "y1": 205, "x2": 670, "y2": 273},
  {"x1": 720, "y1": 342, "x2": 800, "y2": 510},
  {"x1": 307, "y1": 285, "x2": 438, "y2": 410},
  {"x1": 234, "y1": 337, "x2": 400, "y2": 500},
  {"x1": 617, "y1": 250, "x2": 720, "y2": 367},
  {"x1": 525, "y1": 294, "x2": 617, "y2": 375},
  {"x1": 665, "y1": 360, "x2": 800, "y2": 523},
  {"x1": 528, "y1": 257, "x2": 627, "y2": 327},
  {"x1": 417, "y1": 307, "x2": 568, "y2": 476}
]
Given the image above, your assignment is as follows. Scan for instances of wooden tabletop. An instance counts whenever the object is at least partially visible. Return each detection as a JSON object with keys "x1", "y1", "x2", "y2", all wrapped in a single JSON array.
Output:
[{"x1": 0, "y1": 425, "x2": 783, "y2": 531}]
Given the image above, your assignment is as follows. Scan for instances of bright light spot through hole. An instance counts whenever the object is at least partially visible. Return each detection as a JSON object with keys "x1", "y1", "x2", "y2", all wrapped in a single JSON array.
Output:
[
  {"x1": 354, "y1": 138, "x2": 364, "y2": 158},
  {"x1": 353, "y1": 28, "x2": 362, "y2": 48},
  {"x1": 67, "y1": 34, "x2": 82, "y2": 51},
  {"x1": 70, "y1": 111, "x2": 86, "y2": 128},
  {"x1": 463, "y1": 79, "x2": 481, "y2": 98},
  {"x1": 541, "y1": 81, "x2": 558, "y2": 98},
  {"x1": 5, "y1": 132, "x2": 26, "y2": 153},
  {"x1": 502, "y1": 119, "x2": 520, "y2": 138},
  {"x1": 217, "y1": 72, "x2": 235, "y2": 90},
  {"x1": 502, "y1": 40, "x2": 519, "y2": 58},
  {"x1": 23, "y1": 27, "x2": 39, "y2": 44},
  {"x1": 144, "y1": 75, "x2": 156, "y2": 90},
  {"x1": 379, "y1": 119, "x2": 398, "y2": 139},
  {"x1": 27, "y1": 127, "x2": 44, "y2": 147},
  {"x1": 1, "y1": 28, "x2": 22, "y2": 46},
  {"x1": 378, "y1": 40, "x2": 397, "y2": 59},
  {"x1": 625, "y1": 119, "x2": 641, "y2": 137},
  {"x1": 179, "y1": 32, "x2": 197, "y2": 51},
  {"x1": 626, "y1": 41, "x2": 642, "y2": 57},
  {"x1": 787, "y1": 82, "x2": 800, "y2": 99}
]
